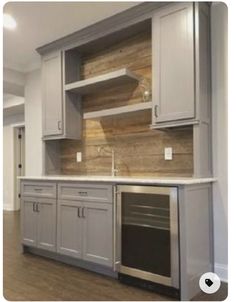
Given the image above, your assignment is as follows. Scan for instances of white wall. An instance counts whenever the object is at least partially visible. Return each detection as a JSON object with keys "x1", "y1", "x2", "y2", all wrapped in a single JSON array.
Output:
[
  {"x1": 3, "y1": 113, "x2": 24, "y2": 211},
  {"x1": 211, "y1": 3, "x2": 228, "y2": 282},
  {"x1": 3, "y1": 95, "x2": 24, "y2": 108},
  {"x1": 3, "y1": 68, "x2": 42, "y2": 210},
  {"x1": 24, "y1": 69, "x2": 43, "y2": 176},
  {"x1": 3, "y1": 68, "x2": 25, "y2": 97}
]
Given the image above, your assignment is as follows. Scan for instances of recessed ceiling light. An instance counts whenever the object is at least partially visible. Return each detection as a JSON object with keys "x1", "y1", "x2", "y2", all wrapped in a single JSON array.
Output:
[{"x1": 3, "y1": 14, "x2": 17, "y2": 30}]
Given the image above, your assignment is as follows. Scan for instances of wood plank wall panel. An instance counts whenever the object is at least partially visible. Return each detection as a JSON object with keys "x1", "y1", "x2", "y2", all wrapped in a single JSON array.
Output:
[
  {"x1": 81, "y1": 30, "x2": 152, "y2": 112},
  {"x1": 60, "y1": 30, "x2": 193, "y2": 177}
]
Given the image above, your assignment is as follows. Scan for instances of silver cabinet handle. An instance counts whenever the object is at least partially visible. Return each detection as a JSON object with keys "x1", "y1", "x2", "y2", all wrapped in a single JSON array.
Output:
[
  {"x1": 82, "y1": 207, "x2": 85, "y2": 218},
  {"x1": 34, "y1": 188, "x2": 42, "y2": 192},
  {"x1": 77, "y1": 207, "x2": 81, "y2": 218},
  {"x1": 78, "y1": 191, "x2": 88, "y2": 196},
  {"x1": 58, "y1": 120, "x2": 62, "y2": 130},
  {"x1": 33, "y1": 202, "x2": 36, "y2": 212},
  {"x1": 154, "y1": 104, "x2": 159, "y2": 118},
  {"x1": 36, "y1": 203, "x2": 40, "y2": 213}
]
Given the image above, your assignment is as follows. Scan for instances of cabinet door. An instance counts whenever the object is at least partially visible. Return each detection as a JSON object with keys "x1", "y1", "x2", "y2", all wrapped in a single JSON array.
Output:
[
  {"x1": 57, "y1": 200, "x2": 83, "y2": 258},
  {"x1": 83, "y1": 202, "x2": 113, "y2": 267},
  {"x1": 42, "y1": 51, "x2": 63, "y2": 136},
  {"x1": 152, "y1": 3, "x2": 195, "y2": 123},
  {"x1": 21, "y1": 198, "x2": 38, "y2": 247},
  {"x1": 37, "y1": 198, "x2": 56, "y2": 252}
]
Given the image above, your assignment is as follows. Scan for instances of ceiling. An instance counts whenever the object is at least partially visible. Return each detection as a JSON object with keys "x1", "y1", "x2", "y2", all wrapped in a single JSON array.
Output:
[{"x1": 3, "y1": 2, "x2": 139, "y2": 73}]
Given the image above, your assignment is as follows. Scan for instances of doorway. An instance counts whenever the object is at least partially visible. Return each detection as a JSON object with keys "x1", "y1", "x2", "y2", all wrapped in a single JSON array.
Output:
[{"x1": 14, "y1": 126, "x2": 25, "y2": 210}]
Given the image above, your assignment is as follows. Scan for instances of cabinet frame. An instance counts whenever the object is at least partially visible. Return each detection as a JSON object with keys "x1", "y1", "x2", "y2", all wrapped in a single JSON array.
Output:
[
  {"x1": 152, "y1": 2, "x2": 195, "y2": 125},
  {"x1": 42, "y1": 51, "x2": 63, "y2": 137},
  {"x1": 42, "y1": 50, "x2": 82, "y2": 140},
  {"x1": 57, "y1": 199, "x2": 113, "y2": 267},
  {"x1": 21, "y1": 196, "x2": 57, "y2": 252}
]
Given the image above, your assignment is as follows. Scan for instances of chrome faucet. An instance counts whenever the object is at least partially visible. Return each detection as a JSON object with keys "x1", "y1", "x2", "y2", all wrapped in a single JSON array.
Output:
[
  {"x1": 97, "y1": 146, "x2": 118, "y2": 177},
  {"x1": 111, "y1": 148, "x2": 119, "y2": 177}
]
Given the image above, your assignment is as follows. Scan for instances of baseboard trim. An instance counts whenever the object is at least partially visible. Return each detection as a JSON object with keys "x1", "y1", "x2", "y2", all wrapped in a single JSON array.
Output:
[
  {"x1": 25, "y1": 246, "x2": 118, "y2": 279},
  {"x1": 215, "y1": 263, "x2": 228, "y2": 282}
]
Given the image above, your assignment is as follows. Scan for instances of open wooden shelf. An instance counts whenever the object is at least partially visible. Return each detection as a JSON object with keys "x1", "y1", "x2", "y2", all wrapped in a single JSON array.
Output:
[
  {"x1": 83, "y1": 102, "x2": 152, "y2": 120},
  {"x1": 65, "y1": 68, "x2": 139, "y2": 95}
]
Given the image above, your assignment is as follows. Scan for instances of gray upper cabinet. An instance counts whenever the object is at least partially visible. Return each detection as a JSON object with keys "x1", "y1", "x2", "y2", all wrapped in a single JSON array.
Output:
[
  {"x1": 83, "y1": 202, "x2": 113, "y2": 267},
  {"x1": 42, "y1": 51, "x2": 63, "y2": 137},
  {"x1": 152, "y1": 3, "x2": 211, "y2": 128},
  {"x1": 21, "y1": 198, "x2": 38, "y2": 247},
  {"x1": 152, "y1": 3, "x2": 194, "y2": 124},
  {"x1": 42, "y1": 50, "x2": 82, "y2": 140}
]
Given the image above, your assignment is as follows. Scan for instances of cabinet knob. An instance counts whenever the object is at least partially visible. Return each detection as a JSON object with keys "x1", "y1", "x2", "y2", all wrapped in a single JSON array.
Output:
[
  {"x1": 78, "y1": 191, "x2": 88, "y2": 196},
  {"x1": 82, "y1": 207, "x2": 85, "y2": 218},
  {"x1": 77, "y1": 207, "x2": 81, "y2": 218}
]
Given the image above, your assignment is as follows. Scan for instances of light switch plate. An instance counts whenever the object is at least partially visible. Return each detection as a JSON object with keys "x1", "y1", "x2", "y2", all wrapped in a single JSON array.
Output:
[
  {"x1": 164, "y1": 147, "x2": 173, "y2": 160},
  {"x1": 76, "y1": 152, "x2": 82, "y2": 162}
]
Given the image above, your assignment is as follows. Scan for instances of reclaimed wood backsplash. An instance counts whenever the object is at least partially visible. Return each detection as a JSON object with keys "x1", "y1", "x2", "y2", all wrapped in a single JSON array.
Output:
[{"x1": 60, "y1": 30, "x2": 193, "y2": 177}]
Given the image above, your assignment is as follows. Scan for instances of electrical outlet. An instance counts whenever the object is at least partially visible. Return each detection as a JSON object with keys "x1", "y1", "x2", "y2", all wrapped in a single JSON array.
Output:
[
  {"x1": 164, "y1": 147, "x2": 173, "y2": 160},
  {"x1": 76, "y1": 152, "x2": 82, "y2": 162}
]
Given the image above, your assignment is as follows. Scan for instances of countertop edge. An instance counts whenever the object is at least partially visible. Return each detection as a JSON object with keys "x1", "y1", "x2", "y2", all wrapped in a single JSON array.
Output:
[{"x1": 18, "y1": 176, "x2": 217, "y2": 185}]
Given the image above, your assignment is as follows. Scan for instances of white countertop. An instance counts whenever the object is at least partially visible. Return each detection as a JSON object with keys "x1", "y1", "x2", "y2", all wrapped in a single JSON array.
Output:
[{"x1": 18, "y1": 175, "x2": 216, "y2": 185}]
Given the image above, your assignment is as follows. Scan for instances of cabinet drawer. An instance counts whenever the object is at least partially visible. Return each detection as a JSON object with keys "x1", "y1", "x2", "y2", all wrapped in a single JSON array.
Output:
[
  {"x1": 21, "y1": 181, "x2": 56, "y2": 198},
  {"x1": 58, "y1": 183, "x2": 112, "y2": 203}
]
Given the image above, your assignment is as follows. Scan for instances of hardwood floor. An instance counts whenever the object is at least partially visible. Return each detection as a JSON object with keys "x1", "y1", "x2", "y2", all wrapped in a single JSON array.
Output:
[{"x1": 3, "y1": 211, "x2": 227, "y2": 301}]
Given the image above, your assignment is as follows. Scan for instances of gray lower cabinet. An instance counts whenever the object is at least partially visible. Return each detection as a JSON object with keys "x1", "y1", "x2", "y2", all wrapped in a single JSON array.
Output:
[
  {"x1": 21, "y1": 197, "x2": 57, "y2": 252},
  {"x1": 57, "y1": 200, "x2": 83, "y2": 258},
  {"x1": 82, "y1": 202, "x2": 113, "y2": 266},
  {"x1": 57, "y1": 199, "x2": 113, "y2": 267},
  {"x1": 21, "y1": 197, "x2": 38, "y2": 247},
  {"x1": 37, "y1": 198, "x2": 57, "y2": 251}
]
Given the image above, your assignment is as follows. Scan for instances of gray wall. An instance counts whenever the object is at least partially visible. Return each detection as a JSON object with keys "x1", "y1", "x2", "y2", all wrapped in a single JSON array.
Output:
[{"x1": 211, "y1": 2, "x2": 228, "y2": 281}]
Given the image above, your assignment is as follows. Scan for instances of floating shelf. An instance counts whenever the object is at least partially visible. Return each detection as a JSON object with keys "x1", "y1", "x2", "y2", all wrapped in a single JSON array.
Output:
[
  {"x1": 65, "y1": 68, "x2": 139, "y2": 95},
  {"x1": 83, "y1": 102, "x2": 152, "y2": 120}
]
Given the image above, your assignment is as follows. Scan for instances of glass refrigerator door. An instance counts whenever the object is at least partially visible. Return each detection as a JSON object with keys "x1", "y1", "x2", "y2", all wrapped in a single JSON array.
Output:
[{"x1": 121, "y1": 191, "x2": 171, "y2": 277}]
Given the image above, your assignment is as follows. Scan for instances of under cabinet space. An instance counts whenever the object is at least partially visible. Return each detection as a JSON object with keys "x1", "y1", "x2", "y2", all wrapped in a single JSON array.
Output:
[
  {"x1": 44, "y1": 140, "x2": 62, "y2": 175},
  {"x1": 64, "y1": 49, "x2": 81, "y2": 84}
]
